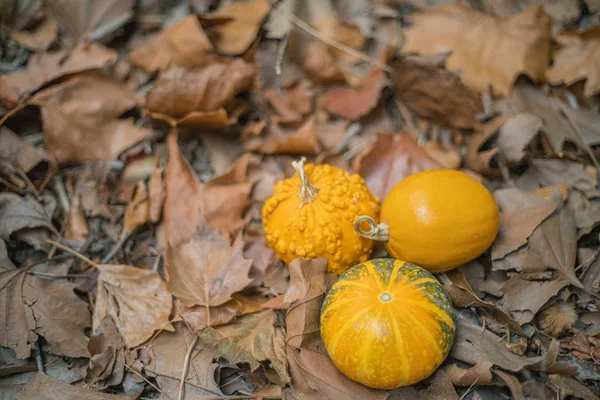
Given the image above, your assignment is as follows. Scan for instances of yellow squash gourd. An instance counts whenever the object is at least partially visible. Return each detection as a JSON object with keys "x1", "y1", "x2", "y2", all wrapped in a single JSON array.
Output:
[
  {"x1": 320, "y1": 258, "x2": 455, "y2": 389},
  {"x1": 262, "y1": 158, "x2": 379, "y2": 275},
  {"x1": 355, "y1": 169, "x2": 499, "y2": 273}
]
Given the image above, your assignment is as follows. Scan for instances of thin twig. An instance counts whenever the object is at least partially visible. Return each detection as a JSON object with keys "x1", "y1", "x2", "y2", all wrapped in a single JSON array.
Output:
[
  {"x1": 268, "y1": 0, "x2": 392, "y2": 73},
  {"x1": 124, "y1": 364, "x2": 169, "y2": 399},
  {"x1": 45, "y1": 239, "x2": 99, "y2": 269},
  {"x1": 32, "y1": 341, "x2": 44, "y2": 372},
  {"x1": 178, "y1": 336, "x2": 199, "y2": 400},
  {"x1": 555, "y1": 97, "x2": 600, "y2": 171},
  {"x1": 101, "y1": 232, "x2": 130, "y2": 264}
]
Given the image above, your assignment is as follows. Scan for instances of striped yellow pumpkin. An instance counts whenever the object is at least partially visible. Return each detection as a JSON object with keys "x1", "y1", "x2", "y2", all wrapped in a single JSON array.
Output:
[{"x1": 320, "y1": 258, "x2": 455, "y2": 389}]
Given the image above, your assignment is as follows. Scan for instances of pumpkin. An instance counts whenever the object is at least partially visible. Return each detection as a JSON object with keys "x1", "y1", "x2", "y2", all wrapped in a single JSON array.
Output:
[
  {"x1": 320, "y1": 258, "x2": 455, "y2": 389},
  {"x1": 355, "y1": 169, "x2": 499, "y2": 273},
  {"x1": 262, "y1": 158, "x2": 379, "y2": 275}
]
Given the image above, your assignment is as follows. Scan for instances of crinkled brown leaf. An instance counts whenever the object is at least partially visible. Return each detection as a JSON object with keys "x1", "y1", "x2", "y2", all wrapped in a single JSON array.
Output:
[
  {"x1": 547, "y1": 28, "x2": 600, "y2": 98},
  {"x1": 208, "y1": 0, "x2": 270, "y2": 55},
  {"x1": 402, "y1": 4, "x2": 551, "y2": 95},
  {"x1": 164, "y1": 132, "x2": 203, "y2": 248},
  {"x1": 149, "y1": 164, "x2": 164, "y2": 224},
  {"x1": 465, "y1": 116, "x2": 506, "y2": 176},
  {"x1": 263, "y1": 262, "x2": 290, "y2": 295},
  {"x1": 249, "y1": 118, "x2": 322, "y2": 155},
  {"x1": 86, "y1": 316, "x2": 125, "y2": 387},
  {"x1": 303, "y1": 42, "x2": 344, "y2": 83},
  {"x1": 9, "y1": 17, "x2": 57, "y2": 51},
  {"x1": 30, "y1": 73, "x2": 151, "y2": 163},
  {"x1": 443, "y1": 362, "x2": 494, "y2": 387},
  {"x1": 129, "y1": 15, "x2": 215, "y2": 73},
  {"x1": 353, "y1": 132, "x2": 441, "y2": 199},
  {"x1": 144, "y1": 322, "x2": 221, "y2": 398},
  {"x1": 510, "y1": 80, "x2": 600, "y2": 152},
  {"x1": 518, "y1": 159, "x2": 597, "y2": 194},
  {"x1": 547, "y1": 373, "x2": 600, "y2": 400},
  {"x1": 497, "y1": 113, "x2": 542, "y2": 164},
  {"x1": 320, "y1": 68, "x2": 386, "y2": 120},
  {"x1": 199, "y1": 309, "x2": 289, "y2": 383},
  {"x1": 0, "y1": 259, "x2": 91, "y2": 359},
  {"x1": 244, "y1": 230, "x2": 278, "y2": 286},
  {"x1": 64, "y1": 195, "x2": 89, "y2": 242},
  {"x1": 444, "y1": 269, "x2": 525, "y2": 335},
  {"x1": 122, "y1": 181, "x2": 150, "y2": 237},
  {"x1": 15, "y1": 373, "x2": 137, "y2": 400},
  {"x1": 178, "y1": 299, "x2": 239, "y2": 332},
  {"x1": 493, "y1": 369, "x2": 524, "y2": 400},
  {"x1": 391, "y1": 55, "x2": 483, "y2": 129},
  {"x1": 165, "y1": 215, "x2": 252, "y2": 307},
  {"x1": 500, "y1": 276, "x2": 569, "y2": 325},
  {"x1": 146, "y1": 60, "x2": 256, "y2": 118},
  {"x1": 287, "y1": 345, "x2": 388, "y2": 400},
  {"x1": 284, "y1": 258, "x2": 328, "y2": 350},
  {"x1": 0, "y1": 41, "x2": 117, "y2": 105},
  {"x1": 0, "y1": 193, "x2": 58, "y2": 250},
  {"x1": 202, "y1": 153, "x2": 255, "y2": 233},
  {"x1": 93, "y1": 264, "x2": 173, "y2": 348},
  {"x1": 0, "y1": 127, "x2": 56, "y2": 182},
  {"x1": 492, "y1": 188, "x2": 557, "y2": 260}
]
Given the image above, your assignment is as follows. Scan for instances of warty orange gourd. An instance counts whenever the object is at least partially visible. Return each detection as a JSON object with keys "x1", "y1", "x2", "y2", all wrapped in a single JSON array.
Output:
[
  {"x1": 355, "y1": 169, "x2": 499, "y2": 273},
  {"x1": 320, "y1": 258, "x2": 455, "y2": 389},
  {"x1": 262, "y1": 158, "x2": 380, "y2": 275}
]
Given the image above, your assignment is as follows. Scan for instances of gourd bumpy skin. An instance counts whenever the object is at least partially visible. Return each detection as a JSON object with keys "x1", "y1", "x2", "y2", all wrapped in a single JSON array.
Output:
[
  {"x1": 262, "y1": 163, "x2": 379, "y2": 275},
  {"x1": 382, "y1": 169, "x2": 499, "y2": 272},
  {"x1": 320, "y1": 258, "x2": 455, "y2": 389}
]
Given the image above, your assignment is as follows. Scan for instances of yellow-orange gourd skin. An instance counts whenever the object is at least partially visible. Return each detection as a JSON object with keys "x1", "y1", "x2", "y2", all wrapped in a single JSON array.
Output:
[
  {"x1": 320, "y1": 258, "x2": 455, "y2": 389},
  {"x1": 262, "y1": 164, "x2": 379, "y2": 275},
  {"x1": 382, "y1": 169, "x2": 499, "y2": 273}
]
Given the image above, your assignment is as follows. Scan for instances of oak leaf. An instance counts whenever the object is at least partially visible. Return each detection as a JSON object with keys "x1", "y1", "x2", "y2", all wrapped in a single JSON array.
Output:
[
  {"x1": 165, "y1": 214, "x2": 252, "y2": 307},
  {"x1": 547, "y1": 28, "x2": 600, "y2": 98},
  {"x1": 93, "y1": 264, "x2": 173, "y2": 348},
  {"x1": 402, "y1": 4, "x2": 551, "y2": 95}
]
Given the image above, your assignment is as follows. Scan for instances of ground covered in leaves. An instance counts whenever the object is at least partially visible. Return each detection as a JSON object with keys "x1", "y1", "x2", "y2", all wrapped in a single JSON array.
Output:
[{"x1": 1, "y1": 0, "x2": 600, "y2": 399}]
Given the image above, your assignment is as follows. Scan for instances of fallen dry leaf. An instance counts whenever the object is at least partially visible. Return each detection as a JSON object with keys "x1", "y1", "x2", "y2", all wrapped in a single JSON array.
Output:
[
  {"x1": 287, "y1": 345, "x2": 388, "y2": 400},
  {"x1": 200, "y1": 309, "x2": 289, "y2": 383},
  {"x1": 320, "y1": 68, "x2": 386, "y2": 120},
  {"x1": 0, "y1": 256, "x2": 91, "y2": 359},
  {"x1": 510, "y1": 80, "x2": 600, "y2": 152},
  {"x1": 547, "y1": 373, "x2": 600, "y2": 400},
  {"x1": 444, "y1": 269, "x2": 524, "y2": 335},
  {"x1": 302, "y1": 41, "x2": 345, "y2": 83},
  {"x1": 202, "y1": 153, "x2": 255, "y2": 233},
  {"x1": 122, "y1": 181, "x2": 150, "y2": 237},
  {"x1": 30, "y1": 73, "x2": 151, "y2": 164},
  {"x1": 0, "y1": 41, "x2": 117, "y2": 105},
  {"x1": 16, "y1": 372, "x2": 137, "y2": 400},
  {"x1": 149, "y1": 164, "x2": 164, "y2": 224},
  {"x1": 497, "y1": 113, "x2": 542, "y2": 164},
  {"x1": 391, "y1": 55, "x2": 483, "y2": 129},
  {"x1": 179, "y1": 299, "x2": 239, "y2": 331},
  {"x1": 165, "y1": 214, "x2": 252, "y2": 307},
  {"x1": 443, "y1": 362, "x2": 494, "y2": 387},
  {"x1": 9, "y1": 17, "x2": 57, "y2": 51},
  {"x1": 64, "y1": 194, "x2": 89, "y2": 243},
  {"x1": 547, "y1": 28, "x2": 600, "y2": 98},
  {"x1": 561, "y1": 332, "x2": 600, "y2": 362},
  {"x1": 492, "y1": 187, "x2": 557, "y2": 260},
  {"x1": 164, "y1": 132, "x2": 203, "y2": 248},
  {"x1": 0, "y1": 193, "x2": 58, "y2": 250},
  {"x1": 94, "y1": 264, "x2": 173, "y2": 348},
  {"x1": 129, "y1": 15, "x2": 215, "y2": 73},
  {"x1": 208, "y1": 0, "x2": 270, "y2": 55},
  {"x1": 353, "y1": 132, "x2": 441, "y2": 199},
  {"x1": 464, "y1": 116, "x2": 507, "y2": 176},
  {"x1": 263, "y1": 262, "x2": 290, "y2": 295},
  {"x1": 144, "y1": 322, "x2": 221, "y2": 398},
  {"x1": 264, "y1": 89, "x2": 303, "y2": 125},
  {"x1": 249, "y1": 118, "x2": 322, "y2": 155},
  {"x1": 500, "y1": 275, "x2": 569, "y2": 325},
  {"x1": 313, "y1": 16, "x2": 365, "y2": 64},
  {"x1": 146, "y1": 60, "x2": 256, "y2": 118},
  {"x1": 518, "y1": 159, "x2": 597, "y2": 194},
  {"x1": 284, "y1": 258, "x2": 328, "y2": 350},
  {"x1": 0, "y1": 127, "x2": 56, "y2": 189},
  {"x1": 402, "y1": 4, "x2": 551, "y2": 95},
  {"x1": 493, "y1": 369, "x2": 524, "y2": 400},
  {"x1": 86, "y1": 316, "x2": 126, "y2": 387}
]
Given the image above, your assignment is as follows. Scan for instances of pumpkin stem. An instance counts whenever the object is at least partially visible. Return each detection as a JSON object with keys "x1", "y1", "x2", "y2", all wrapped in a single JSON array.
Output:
[
  {"x1": 354, "y1": 216, "x2": 389, "y2": 241},
  {"x1": 292, "y1": 157, "x2": 320, "y2": 204}
]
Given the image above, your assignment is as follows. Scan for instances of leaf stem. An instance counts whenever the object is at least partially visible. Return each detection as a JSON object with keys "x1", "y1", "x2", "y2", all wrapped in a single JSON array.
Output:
[{"x1": 45, "y1": 239, "x2": 99, "y2": 269}]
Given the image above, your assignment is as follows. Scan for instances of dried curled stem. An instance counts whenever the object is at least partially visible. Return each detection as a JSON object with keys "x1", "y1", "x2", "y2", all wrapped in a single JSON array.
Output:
[
  {"x1": 291, "y1": 157, "x2": 319, "y2": 204},
  {"x1": 354, "y1": 216, "x2": 389, "y2": 241}
]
